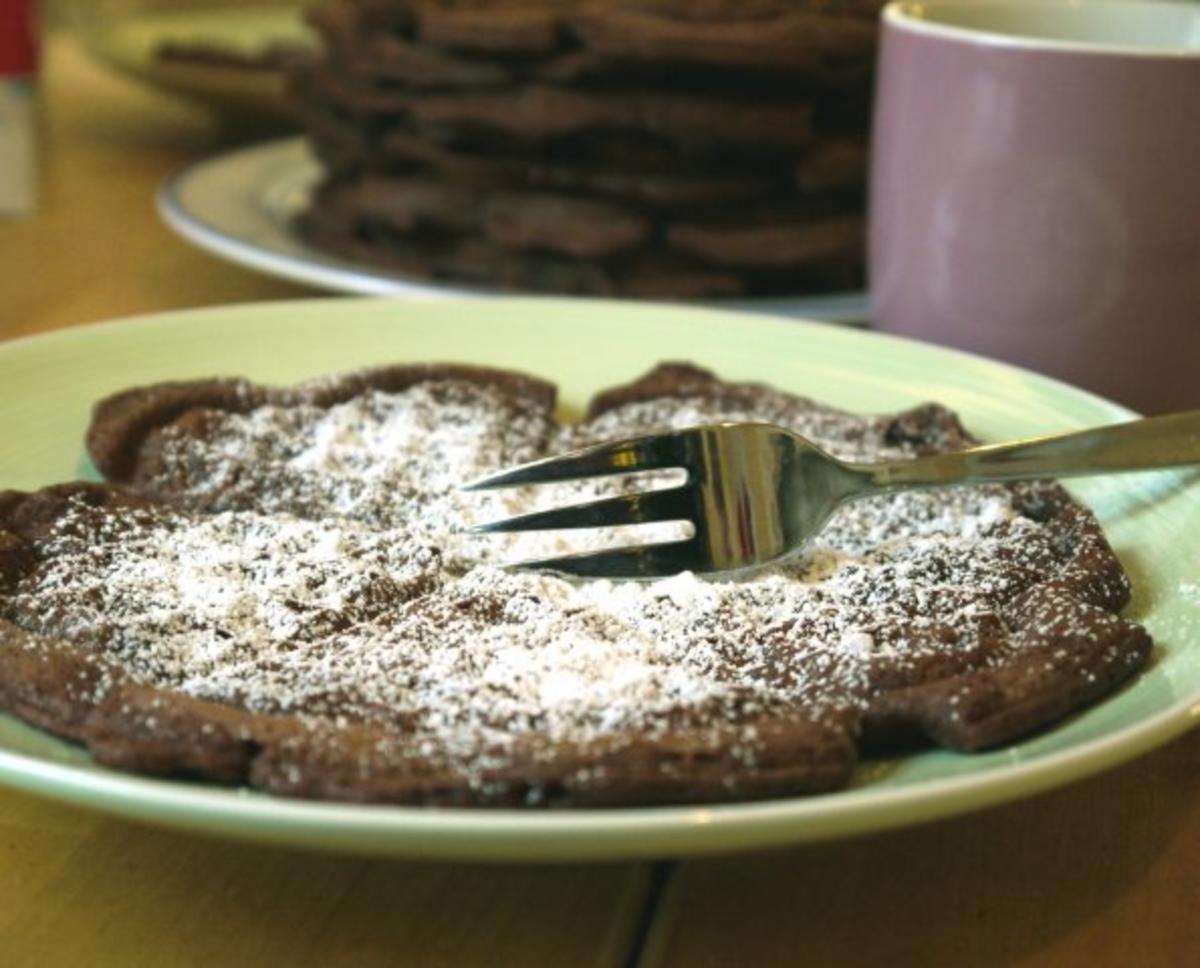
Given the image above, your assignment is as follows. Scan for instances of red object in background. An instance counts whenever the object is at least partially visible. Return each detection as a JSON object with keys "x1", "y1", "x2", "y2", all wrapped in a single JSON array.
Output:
[{"x1": 0, "y1": 0, "x2": 38, "y2": 76}]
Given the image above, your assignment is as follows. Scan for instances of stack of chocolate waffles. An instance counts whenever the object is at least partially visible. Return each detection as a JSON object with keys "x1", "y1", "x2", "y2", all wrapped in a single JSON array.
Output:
[{"x1": 291, "y1": 0, "x2": 884, "y2": 297}]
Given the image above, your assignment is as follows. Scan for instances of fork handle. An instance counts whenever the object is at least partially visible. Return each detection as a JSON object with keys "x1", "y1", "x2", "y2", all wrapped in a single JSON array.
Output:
[{"x1": 860, "y1": 409, "x2": 1200, "y2": 488}]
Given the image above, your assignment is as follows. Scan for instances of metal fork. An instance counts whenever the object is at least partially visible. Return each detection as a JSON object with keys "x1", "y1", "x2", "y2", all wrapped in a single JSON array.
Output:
[{"x1": 464, "y1": 410, "x2": 1200, "y2": 579}]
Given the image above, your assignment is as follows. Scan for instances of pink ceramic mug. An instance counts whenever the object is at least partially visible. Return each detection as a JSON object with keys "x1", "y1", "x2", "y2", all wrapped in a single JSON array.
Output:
[{"x1": 869, "y1": 0, "x2": 1200, "y2": 413}]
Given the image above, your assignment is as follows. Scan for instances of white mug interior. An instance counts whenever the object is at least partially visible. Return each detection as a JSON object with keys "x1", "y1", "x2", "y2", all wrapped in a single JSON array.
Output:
[{"x1": 885, "y1": 0, "x2": 1200, "y2": 54}]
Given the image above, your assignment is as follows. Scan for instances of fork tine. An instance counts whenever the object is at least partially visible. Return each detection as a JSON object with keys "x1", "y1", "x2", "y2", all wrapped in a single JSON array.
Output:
[
  {"x1": 472, "y1": 487, "x2": 693, "y2": 533},
  {"x1": 509, "y1": 538, "x2": 702, "y2": 579},
  {"x1": 461, "y1": 432, "x2": 690, "y2": 491}
]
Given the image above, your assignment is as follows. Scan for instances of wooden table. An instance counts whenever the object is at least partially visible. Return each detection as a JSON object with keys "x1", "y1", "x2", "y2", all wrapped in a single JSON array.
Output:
[{"x1": 2, "y1": 37, "x2": 1198, "y2": 968}]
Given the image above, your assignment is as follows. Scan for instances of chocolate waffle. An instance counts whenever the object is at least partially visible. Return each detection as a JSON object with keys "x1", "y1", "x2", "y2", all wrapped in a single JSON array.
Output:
[
  {"x1": 292, "y1": 0, "x2": 883, "y2": 296},
  {"x1": 0, "y1": 363, "x2": 1151, "y2": 806}
]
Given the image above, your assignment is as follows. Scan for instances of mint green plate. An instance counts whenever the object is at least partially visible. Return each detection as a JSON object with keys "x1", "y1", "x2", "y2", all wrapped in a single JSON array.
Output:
[{"x1": 1, "y1": 298, "x2": 1196, "y2": 861}]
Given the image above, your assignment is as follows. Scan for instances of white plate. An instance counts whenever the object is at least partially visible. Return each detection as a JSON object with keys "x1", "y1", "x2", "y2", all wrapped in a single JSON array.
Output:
[
  {"x1": 70, "y1": 4, "x2": 313, "y2": 118},
  {"x1": 1, "y1": 298, "x2": 1197, "y2": 861},
  {"x1": 158, "y1": 137, "x2": 872, "y2": 322}
]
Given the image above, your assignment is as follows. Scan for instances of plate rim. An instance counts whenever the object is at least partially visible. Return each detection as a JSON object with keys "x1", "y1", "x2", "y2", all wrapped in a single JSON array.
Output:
[{"x1": 1, "y1": 296, "x2": 1196, "y2": 861}]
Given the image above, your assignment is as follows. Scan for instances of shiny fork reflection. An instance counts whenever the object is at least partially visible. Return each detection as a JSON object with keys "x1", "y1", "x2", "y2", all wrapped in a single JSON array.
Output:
[{"x1": 466, "y1": 409, "x2": 1200, "y2": 579}]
